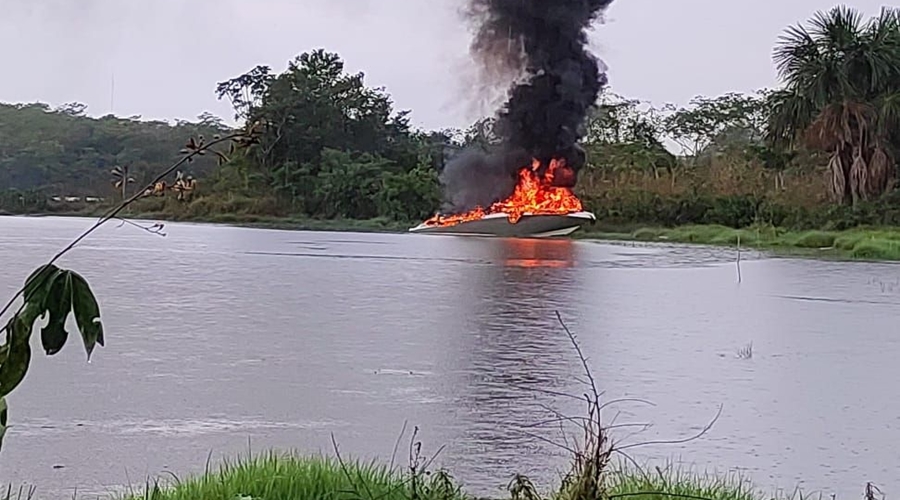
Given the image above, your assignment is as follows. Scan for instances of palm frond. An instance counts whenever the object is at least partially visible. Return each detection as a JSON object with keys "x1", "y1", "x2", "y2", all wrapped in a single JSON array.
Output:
[
  {"x1": 859, "y1": 9, "x2": 900, "y2": 94},
  {"x1": 827, "y1": 152, "x2": 848, "y2": 203},
  {"x1": 774, "y1": 24, "x2": 820, "y2": 82},
  {"x1": 875, "y1": 92, "x2": 900, "y2": 145},
  {"x1": 868, "y1": 146, "x2": 892, "y2": 196},
  {"x1": 849, "y1": 149, "x2": 869, "y2": 202},
  {"x1": 807, "y1": 5, "x2": 864, "y2": 50},
  {"x1": 765, "y1": 89, "x2": 816, "y2": 147}
]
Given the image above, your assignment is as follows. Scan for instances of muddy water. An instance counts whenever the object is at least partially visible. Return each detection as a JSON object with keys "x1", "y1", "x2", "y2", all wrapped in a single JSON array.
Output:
[{"x1": 0, "y1": 216, "x2": 898, "y2": 498}]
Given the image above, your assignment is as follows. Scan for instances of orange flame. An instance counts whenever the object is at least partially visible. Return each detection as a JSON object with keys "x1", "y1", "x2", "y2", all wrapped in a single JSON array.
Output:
[{"x1": 424, "y1": 158, "x2": 583, "y2": 227}]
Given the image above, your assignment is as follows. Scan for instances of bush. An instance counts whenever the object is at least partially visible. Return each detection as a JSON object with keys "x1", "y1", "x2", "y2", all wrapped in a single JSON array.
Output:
[
  {"x1": 849, "y1": 239, "x2": 900, "y2": 260},
  {"x1": 790, "y1": 231, "x2": 837, "y2": 248},
  {"x1": 585, "y1": 188, "x2": 900, "y2": 234}
]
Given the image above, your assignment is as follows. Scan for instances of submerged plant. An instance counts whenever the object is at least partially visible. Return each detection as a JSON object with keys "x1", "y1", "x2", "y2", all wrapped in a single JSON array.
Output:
[{"x1": 736, "y1": 342, "x2": 753, "y2": 360}]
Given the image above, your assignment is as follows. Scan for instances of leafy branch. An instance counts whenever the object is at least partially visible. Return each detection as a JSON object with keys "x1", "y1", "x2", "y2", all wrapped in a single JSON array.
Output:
[{"x1": 0, "y1": 121, "x2": 263, "y2": 451}]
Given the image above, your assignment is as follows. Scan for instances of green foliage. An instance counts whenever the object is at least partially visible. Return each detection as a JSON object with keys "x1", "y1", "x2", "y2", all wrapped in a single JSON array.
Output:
[
  {"x1": 377, "y1": 163, "x2": 442, "y2": 222},
  {"x1": 602, "y1": 222, "x2": 900, "y2": 260},
  {"x1": 767, "y1": 6, "x2": 900, "y2": 204},
  {"x1": 606, "y1": 465, "x2": 762, "y2": 500},
  {"x1": 0, "y1": 265, "x2": 104, "y2": 451},
  {"x1": 118, "y1": 452, "x2": 782, "y2": 500},
  {"x1": 3, "y1": 8, "x2": 899, "y2": 225},
  {"x1": 0, "y1": 103, "x2": 227, "y2": 205},
  {"x1": 665, "y1": 92, "x2": 768, "y2": 158},
  {"x1": 314, "y1": 149, "x2": 388, "y2": 219},
  {"x1": 584, "y1": 93, "x2": 676, "y2": 175},
  {"x1": 122, "y1": 452, "x2": 469, "y2": 500},
  {"x1": 214, "y1": 50, "x2": 450, "y2": 222}
]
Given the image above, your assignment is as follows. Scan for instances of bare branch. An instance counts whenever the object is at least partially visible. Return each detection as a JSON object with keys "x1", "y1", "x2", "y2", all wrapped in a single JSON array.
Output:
[
  {"x1": 115, "y1": 218, "x2": 167, "y2": 237},
  {"x1": 616, "y1": 404, "x2": 723, "y2": 451},
  {"x1": 555, "y1": 311, "x2": 600, "y2": 403}
]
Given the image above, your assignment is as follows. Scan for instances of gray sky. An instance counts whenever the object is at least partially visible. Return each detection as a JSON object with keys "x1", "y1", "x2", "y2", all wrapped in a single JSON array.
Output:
[{"x1": 0, "y1": 0, "x2": 889, "y2": 132}]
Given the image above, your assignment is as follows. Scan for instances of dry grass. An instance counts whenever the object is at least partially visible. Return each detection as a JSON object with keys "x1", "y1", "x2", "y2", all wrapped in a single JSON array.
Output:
[{"x1": 579, "y1": 156, "x2": 828, "y2": 210}]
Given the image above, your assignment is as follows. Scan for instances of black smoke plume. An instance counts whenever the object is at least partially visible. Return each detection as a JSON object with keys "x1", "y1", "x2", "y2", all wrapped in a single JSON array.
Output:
[{"x1": 440, "y1": 0, "x2": 613, "y2": 214}]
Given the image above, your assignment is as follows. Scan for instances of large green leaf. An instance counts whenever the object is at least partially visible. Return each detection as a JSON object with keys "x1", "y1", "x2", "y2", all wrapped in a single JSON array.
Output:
[
  {"x1": 0, "y1": 266, "x2": 105, "y2": 455},
  {"x1": 69, "y1": 271, "x2": 104, "y2": 359},
  {"x1": 23, "y1": 264, "x2": 61, "y2": 305},
  {"x1": 0, "y1": 312, "x2": 34, "y2": 399},
  {"x1": 19, "y1": 267, "x2": 104, "y2": 359},
  {"x1": 40, "y1": 270, "x2": 73, "y2": 356}
]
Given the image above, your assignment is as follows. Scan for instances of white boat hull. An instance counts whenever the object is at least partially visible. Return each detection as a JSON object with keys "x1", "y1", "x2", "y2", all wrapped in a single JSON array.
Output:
[{"x1": 408, "y1": 211, "x2": 596, "y2": 238}]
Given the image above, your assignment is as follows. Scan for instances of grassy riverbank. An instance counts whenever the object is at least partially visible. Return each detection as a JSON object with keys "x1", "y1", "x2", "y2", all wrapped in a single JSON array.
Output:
[
  {"x1": 9, "y1": 205, "x2": 900, "y2": 261},
  {"x1": 1, "y1": 208, "x2": 411, "y2": 234},
  {"x1": 580, "y1": 224, "x2": 900, "y2": 261},
  {"x1": 119, "y1": 452, "x2": 760, "y2": 500},
  {"x1": 132, "y1": 212, "x2": 412, "y2": 233}
]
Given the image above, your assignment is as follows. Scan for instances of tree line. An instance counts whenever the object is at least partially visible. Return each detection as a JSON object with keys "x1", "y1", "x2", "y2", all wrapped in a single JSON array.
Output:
[{"x1": 1, "y1": 5, "x2": 899, "y2": 228}]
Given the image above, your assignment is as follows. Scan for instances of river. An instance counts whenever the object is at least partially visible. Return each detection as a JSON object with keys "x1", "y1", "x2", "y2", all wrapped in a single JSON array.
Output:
[{"x1": 0, "y1": 216, "x2": 898, "y2": 499}]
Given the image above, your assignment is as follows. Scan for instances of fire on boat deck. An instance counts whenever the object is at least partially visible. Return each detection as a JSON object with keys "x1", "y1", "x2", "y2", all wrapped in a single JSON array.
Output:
[{"x1": 408, "y1": 211, "x2": 596, "y2": 238}]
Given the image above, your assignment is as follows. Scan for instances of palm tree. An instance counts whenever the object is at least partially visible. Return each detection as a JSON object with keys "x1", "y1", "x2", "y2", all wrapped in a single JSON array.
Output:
[{"x1": 767, "y1": 6, "x2": 900, "y2": 205}]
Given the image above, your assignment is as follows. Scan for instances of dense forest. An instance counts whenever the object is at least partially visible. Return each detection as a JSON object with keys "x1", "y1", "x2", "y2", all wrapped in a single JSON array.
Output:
[
  {"x1": 2, "y1": 6, "x2": 900, "y2": 230},
  {"x1": 0, "y1": 103, "x2": 227, "y2": 201}
]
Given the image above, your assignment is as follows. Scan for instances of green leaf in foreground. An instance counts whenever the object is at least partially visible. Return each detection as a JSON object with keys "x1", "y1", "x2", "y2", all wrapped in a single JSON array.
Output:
[
  {"x1": 69, "y1": 271, "x2": 104, "y2": 359},
  {"x1": 0, "y1": 309, "x2": 36, "y2": 398},
  {"x1": 20, "y1": 267, "x2": 105, "y2": 359},
  {"x1": 40, "y1": 269, "x2": 73, "y2": 356},
  {"x1": 0, "y1": 265, "x2": 105, "y2": 452},
  {"x1": 23, "y1": 264, "x2": 61, "y2": 304}
]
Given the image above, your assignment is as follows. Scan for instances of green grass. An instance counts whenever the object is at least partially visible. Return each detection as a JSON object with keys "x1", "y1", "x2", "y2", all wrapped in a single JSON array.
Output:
[
  {"x1": 583, "y1": 223, "x2": 900, "y2": 261},
  {"x1": 123, "y1": 452, "x2": 467, "y2": 500},
  {"x1": 118, "y1": 452, "x2": 776, "y2": 500},
  {"x1": 606, "y1": 466, "x2": 763, "y2": 500}
]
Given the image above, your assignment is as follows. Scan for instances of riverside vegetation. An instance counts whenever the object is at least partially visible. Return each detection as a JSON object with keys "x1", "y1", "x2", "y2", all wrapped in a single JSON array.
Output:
[
  {"x1": 0, "y1": 5, "x2": 896, "y2": 499},
  {"x1": 2, "y1": 6, "x2": 900, "y2": 260}
]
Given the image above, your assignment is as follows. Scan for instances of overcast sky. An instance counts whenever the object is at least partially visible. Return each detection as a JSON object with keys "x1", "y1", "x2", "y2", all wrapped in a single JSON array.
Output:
[{"x1": 0, "y1": 0, "x2": 889, "y2": 131}]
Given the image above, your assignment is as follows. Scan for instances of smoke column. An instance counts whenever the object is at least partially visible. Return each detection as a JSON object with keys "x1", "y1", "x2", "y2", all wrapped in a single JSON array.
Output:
[{"x1": 440, "y1": 0, "x2": 614, "y2": 214}]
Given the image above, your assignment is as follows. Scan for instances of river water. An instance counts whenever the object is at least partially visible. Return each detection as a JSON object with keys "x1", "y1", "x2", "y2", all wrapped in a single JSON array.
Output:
[{"x1": 0, "y1": 216, "x2": 898, "y2": 499}]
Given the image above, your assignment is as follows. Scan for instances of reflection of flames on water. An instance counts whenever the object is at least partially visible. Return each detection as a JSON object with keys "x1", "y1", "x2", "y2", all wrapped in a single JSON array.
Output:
[
  {"x1": 500, "y1": 238, "x2": 575, "y2": 269},
  {"x1": 424, "y1": 159, "x2": 584, "y2": 228}
]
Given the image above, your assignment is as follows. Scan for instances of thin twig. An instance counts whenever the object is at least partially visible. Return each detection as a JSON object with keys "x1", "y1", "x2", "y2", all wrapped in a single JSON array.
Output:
[
  {"x1": 599, "y1": 397, "x2": 658, "y2": 412},
  {"x1": 521, "y1": 416, "x2": 651, "y2": 431},
  {"x1": 331, "y1": 433, "x2": 374, "y2": 500},
  {"x1": 510, "y1": 383, "x2": 593, "y2": 402},
  {"x1": 389, "y1": 420, "x2": 408, "y2": 472},
  {"x1": 556, "y1": 310, "x2": 599, "y2": 402},
  {"x1": 616, "y1": 404, "x2": 723, "y2": 451},
  {"x1": 518, "y1": 430, "x2": 580, "y2": 455},
  {"x1": 115, "y1": 218, "x2": 167, "y2": 237}
]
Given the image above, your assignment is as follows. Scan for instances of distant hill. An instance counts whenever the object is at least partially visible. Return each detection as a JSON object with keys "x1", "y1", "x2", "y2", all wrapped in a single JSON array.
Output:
[{"x1": 0, "y1": 102, "x2": 228, "y2": 197}]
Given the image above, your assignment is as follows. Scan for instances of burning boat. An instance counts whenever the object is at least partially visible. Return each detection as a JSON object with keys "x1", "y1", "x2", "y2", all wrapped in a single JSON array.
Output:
[
  {"x1": 410, "y1": 0, "x2": 613, "y2": 238},
  {"x1": 409, "y1": 158, "x2": 596, "y2": 237}
]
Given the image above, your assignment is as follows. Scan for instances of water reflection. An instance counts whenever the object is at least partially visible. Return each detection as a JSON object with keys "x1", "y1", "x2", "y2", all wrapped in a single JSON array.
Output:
[
  {"x1": 500, "y1": 238, "x2": 577, "y2": 269},
  {"x1": 440, "y1": 238, "x2": 584, "y2": 490}
]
